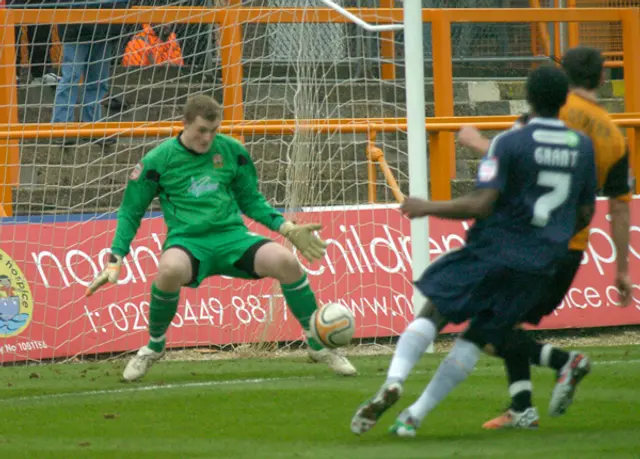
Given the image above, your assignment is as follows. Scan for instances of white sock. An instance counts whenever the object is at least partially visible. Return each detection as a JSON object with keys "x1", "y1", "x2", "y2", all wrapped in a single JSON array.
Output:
[
  {"x1": 407, "y1": 338, "x2": 481, "y2": 423},
  {"x1": 539, "y1": 343, "x2": 554, "y2": 368},
  {"x1": 386, "y1": 318, "x2": 437, "y2": 384}
]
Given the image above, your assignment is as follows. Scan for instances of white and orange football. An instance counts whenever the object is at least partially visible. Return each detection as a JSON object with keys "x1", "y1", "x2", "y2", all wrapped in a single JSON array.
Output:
[{"x1": 309, "y1": 302, "x2": 355, "y2": 349}]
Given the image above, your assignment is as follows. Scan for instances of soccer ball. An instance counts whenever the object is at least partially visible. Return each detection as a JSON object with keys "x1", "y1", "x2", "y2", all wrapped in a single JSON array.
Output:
[{"x1": 309, "y1": 302, "x2": 356, "y2": 349}]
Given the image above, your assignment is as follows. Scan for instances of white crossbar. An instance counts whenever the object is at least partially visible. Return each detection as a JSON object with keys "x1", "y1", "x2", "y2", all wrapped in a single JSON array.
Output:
[{"x1": 318, "y1": 0, "x2": 404, "y2": 32}]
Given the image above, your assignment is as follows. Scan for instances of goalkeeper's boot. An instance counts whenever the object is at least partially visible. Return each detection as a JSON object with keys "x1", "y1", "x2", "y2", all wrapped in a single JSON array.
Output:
[
  {"x1": 350, "y1": 382, "x2": 403, "y2": 435},
  {"x1": 389, "y1": 409, "x2": 419, "y2": 438},
  {"x1": 122, "y1": 345, "x2": 165, "y2": 382},
  {"x1": 548, "y1": 351, "x2": 591, "y2": 417},
  {"x1": 308, "y1": 348, "x2": 357, "y2": 376},
  {"x1": 482, "y1": 407, "x2": 540, "y2": 430}
]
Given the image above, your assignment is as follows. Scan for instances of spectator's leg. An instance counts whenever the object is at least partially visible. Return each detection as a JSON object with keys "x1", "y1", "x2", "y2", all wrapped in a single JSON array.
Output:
[
  {"x1": 26, "y1": 24, "x2": 52, "y2": 80},
  {"x1": 82, "y1": 39, "x2": 113, "y2": 123},
  {"x1": 15, "y1": 26, "x2": 25, "y2": 81},
  {"x1": 52, "y1": 42, "x2": 88, "y2": 124}
]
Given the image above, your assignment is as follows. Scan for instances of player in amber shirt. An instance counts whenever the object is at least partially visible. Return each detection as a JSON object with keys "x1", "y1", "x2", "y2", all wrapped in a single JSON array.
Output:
[{"x1": 457, "y1": 47, "x2": 632, "y2": 429}]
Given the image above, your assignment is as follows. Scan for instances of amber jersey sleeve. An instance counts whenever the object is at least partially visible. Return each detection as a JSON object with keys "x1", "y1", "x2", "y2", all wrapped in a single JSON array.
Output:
[{"x1": 560, "y1": 92, "x2": 631, "y2": 251}]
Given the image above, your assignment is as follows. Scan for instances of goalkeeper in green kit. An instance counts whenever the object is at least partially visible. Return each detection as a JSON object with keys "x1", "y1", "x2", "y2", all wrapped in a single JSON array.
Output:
[{"x1": 86, "y1": 95, "x2": 356, "y2": 380}]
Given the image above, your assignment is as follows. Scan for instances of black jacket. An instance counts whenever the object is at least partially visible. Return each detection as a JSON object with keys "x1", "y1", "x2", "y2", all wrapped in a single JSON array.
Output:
[{"x1": 55, "y1": 1, "x2": 131, "y2": 43}]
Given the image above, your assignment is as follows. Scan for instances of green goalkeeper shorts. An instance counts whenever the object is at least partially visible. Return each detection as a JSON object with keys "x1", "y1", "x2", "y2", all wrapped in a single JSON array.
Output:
[{"x1": 163, "y1": 230, "x2": 272, "y2": 287}]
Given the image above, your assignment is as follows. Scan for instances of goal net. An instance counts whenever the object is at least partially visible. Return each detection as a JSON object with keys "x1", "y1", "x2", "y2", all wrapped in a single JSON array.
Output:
[{"x1": 1, "y1": 0, "x2": 423, "y2": 364}]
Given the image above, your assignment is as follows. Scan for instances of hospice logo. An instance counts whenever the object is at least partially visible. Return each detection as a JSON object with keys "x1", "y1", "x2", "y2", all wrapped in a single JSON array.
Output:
[{"x1": 0, "y1": 249, "x2": 33, "y2": 338}]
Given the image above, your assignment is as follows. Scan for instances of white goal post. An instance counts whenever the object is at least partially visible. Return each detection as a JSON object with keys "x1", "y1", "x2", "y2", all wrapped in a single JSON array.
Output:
[{"x1": 320, "y1": 0, "x2": 433, "y2": 348}]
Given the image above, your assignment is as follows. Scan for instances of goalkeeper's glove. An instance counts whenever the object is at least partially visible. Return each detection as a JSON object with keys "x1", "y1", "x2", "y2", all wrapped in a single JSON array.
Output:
[
  {"x1": 85, "y1": 254, "x2": 123, "y2": 297},
  {"x1": 279, "y1": 221, "x2": 327, "y2": 263}
]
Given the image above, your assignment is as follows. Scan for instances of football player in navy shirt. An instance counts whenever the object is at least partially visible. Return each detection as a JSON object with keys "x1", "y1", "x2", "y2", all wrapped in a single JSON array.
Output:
[{"x1": 350, "y1": 65, "x2": 597, "y2": 437}]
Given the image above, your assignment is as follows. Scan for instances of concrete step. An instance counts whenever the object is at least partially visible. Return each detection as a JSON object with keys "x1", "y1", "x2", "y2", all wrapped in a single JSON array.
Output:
[
  {"x1": 497, "y1": 80, "x2": 618, "y2": 101},
  {"x1": 107, "y1": 65, "x2": 538, "y2": 87},
  {"x1": 20, "y1": 164, "x2": 130, "y2": 188},
  {"x1": 17, "y1": 76, "x2": 625, "y2": 124},
  {"x1": 13, "y1": 139, "x2": 418, "y2": 213},
  {"x1": 20, "y1": 76, "x2": 623, "y2": 109},
  {"x1": 11, "y1": 179, "x2": 410, "y2": 216},
  {"x1": 14, "y1": 158, "x2": 482, "y2": 214},
  {"x1": 17, "y1": 100, "x2": 531, "y2": 124},
  {"x1": 460, "y1": 159, "x2": 480, "y2": 180},
  {"x1": 19, "y1": 142, "x2": 153, "y2": 166},
  {"x1": 451, "y1": 179, "x2": 474, "y2": 197},
  {"x1": 17, "y1": 139, "x2": 490, "y2": 202},
  {"x1": 18, "y1": 135, "x2": 494, "y2": 180},
  {"x1": 13, "y1": 184, "x2": 126, "y2": 215},
  {"x1": 20, "y1": 96, "x2": 628, "y2": 125}
]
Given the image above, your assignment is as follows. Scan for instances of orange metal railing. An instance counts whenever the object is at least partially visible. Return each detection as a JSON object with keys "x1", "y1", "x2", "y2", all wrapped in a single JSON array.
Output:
[
  {"x1": 567, "y1": 0, "x2": 640, "y2": 67},
  {"x1": 1, "y1": 7, "x2": 640, "y2": 216},
  {"x1": 425, "y1": 8, "x2": 640, "y2": 201}
]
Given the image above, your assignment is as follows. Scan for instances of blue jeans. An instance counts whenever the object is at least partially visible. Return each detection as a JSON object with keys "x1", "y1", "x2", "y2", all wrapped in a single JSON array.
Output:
[{"x1": 52, "y1": 41, "x2": 112, "y2": 123}]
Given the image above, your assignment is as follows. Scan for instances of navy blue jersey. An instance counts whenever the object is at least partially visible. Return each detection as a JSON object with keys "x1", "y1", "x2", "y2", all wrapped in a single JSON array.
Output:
[{"x1": 465, "y1": 117, "x2": 597, "y2": 272}]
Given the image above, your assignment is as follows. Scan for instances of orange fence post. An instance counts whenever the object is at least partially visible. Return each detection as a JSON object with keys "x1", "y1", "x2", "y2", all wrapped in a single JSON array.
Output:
[
  {"x1": 430, "y1": 10, "x2": 453, "y2": 201},
  {"x1": 529, "y1": 0, "x2": 551, "y2": 57},
  {"x1": 366, "y1": 129, "x2": 379, "y2": 203},
  {"x1": 379, "y1": 0, "x2": 396, "y2": 80},
  {"x1": 530, "y1": 22, "x2": 538, "y2": 57},
  {"x1": 376, "y1": 154, "x2": 405, "y2": 203},
  {"x1": 366, "y1": 128, "x2": 404, "y2": 204},
  {"x1": 554, "y1": 0, "x2": 562, "y2": 59},
  {"x1": 0, "y1": 10, "x2": 19, "y2": 217},
  {"x1": 219, "y1": 8, "x2": 244, "y2": 124},
  {"x1": 567, "y1": 0, "x2": 580, "y2": 49},
  {"x1": 622, "y1": 10, "x2": 640, "y2": 193}
]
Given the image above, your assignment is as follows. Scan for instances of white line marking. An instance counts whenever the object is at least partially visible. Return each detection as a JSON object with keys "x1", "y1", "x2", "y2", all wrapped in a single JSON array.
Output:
[
  {"x1": 0, "y1": 376, "x2": 315, "y2": 404},
  {"x1": 0, "y1": 358, "x2": 637, "y2": 404},
  {"x1": 591, "y1": 358, "x2": 640, "y2": 365}
]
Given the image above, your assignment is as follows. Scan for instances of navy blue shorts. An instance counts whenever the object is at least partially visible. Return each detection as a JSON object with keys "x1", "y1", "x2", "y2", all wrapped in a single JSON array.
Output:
[
  {"x1": 521, "y1": 250, "x2": 583, "y2": 325},
  {"x1": 415, "y1": 247, "x2": 554, "y2": 328}
]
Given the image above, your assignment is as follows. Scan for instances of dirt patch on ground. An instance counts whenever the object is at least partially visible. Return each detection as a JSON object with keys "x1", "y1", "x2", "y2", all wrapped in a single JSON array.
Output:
[
  {"x1": 6, "y1": 326, "x2": 638, "y2": 367},
  {"x1": 154, "y1": 326, "x2": 640, "y2": 362}
]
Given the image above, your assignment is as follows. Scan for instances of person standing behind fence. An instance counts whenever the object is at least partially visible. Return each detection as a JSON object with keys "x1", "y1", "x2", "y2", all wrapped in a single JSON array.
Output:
[
  {"x1": 52, "y1": 0, "x2": 130, "y2": 146},
  {"x1": 122, "y1": 23, "x2": 184, "y2": 67},
  {"x1": 8, "y1": 0, "x2": 60, "y2": 86}
]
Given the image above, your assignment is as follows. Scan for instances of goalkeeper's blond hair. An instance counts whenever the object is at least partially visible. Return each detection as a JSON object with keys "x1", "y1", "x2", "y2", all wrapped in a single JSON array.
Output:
[{"x1": 183, "y1": 95, "x2": 222, "y2": 124}]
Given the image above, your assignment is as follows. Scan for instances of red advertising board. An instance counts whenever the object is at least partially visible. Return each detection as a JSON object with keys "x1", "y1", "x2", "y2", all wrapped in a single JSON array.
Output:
[{"x1": 1, "y1": 199, "x2": 639, "y2": 363}]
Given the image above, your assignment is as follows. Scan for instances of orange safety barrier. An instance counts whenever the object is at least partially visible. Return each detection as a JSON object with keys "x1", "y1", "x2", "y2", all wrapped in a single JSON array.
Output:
[
  {"x1": 423, "y1": 8, "x2": 640, "y2": 201},
  {"x1": 567, "y1": 0, "x2": 640, "y2": 67},
  {"x1": 1, "y1": 7, "x2": 640, "y2": 215},
  {"x1": 529, "y1": 0, "x2": 551, "y2": 59}
]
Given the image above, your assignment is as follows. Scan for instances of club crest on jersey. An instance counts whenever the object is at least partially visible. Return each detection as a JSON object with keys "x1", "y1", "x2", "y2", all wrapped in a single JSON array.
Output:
[
  {"x1": 477, "y1": 157, "x2": 498, "y2": 182},
  {"x1": 130, "y1": 163, "x2": 144, "y2": 180},
  {"x1": 213, "y1": 154, "x2": 224, "y2": 169}
]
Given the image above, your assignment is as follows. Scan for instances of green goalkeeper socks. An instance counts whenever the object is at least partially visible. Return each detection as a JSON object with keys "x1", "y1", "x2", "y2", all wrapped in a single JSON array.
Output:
[
  {"x1": 147, "y1": 279, "x2": 321, "y2": 353},
  {"x1": 281, "y1": 274, "x2": 324, "y2": 351},
  {"x1": 147, "y1": 283, "x2": 180, "y2": 353}
]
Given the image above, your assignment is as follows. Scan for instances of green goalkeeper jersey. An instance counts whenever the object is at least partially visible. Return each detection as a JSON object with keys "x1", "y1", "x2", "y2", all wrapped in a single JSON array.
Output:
[{"x1": 111, "y1": 134, "x2": 286, "y2": 257}]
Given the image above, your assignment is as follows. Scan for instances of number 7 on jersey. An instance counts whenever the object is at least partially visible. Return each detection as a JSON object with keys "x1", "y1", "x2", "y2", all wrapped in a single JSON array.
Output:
[{"x1": 531, "y1": 171, "x2": 572, "y2": 227}]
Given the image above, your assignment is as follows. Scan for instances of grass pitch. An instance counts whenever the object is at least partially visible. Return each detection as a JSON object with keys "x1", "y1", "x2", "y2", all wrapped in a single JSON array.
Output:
[{"x1": 1, "y1": 345, "x2": 638, "y2": 459}]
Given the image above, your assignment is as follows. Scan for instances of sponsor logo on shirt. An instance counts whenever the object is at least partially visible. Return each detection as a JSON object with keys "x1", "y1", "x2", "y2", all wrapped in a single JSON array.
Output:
[{"x1": 188, "y1": 176, "x2": 219, "y2": 197}]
